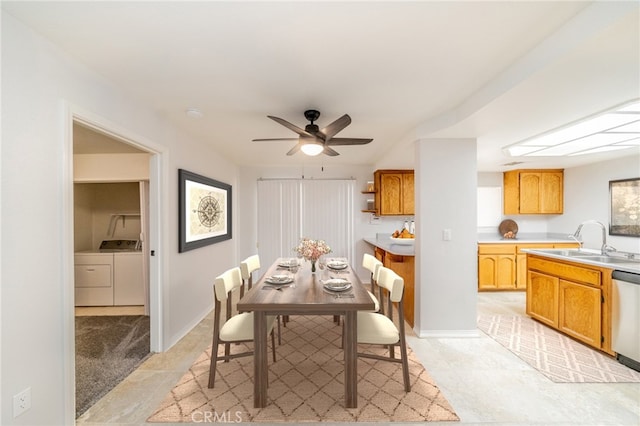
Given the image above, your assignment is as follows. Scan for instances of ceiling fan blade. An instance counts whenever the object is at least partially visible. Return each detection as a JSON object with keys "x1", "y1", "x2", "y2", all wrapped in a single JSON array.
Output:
[
  {"x1": 286, "y1": 143, "x2": 302, "y2": 156},
  {"x1": 323, "y1": 146, "x2": 340, "y2": 156},
  {"x1": 319, "y1": 114, "x2": 351, "y2": 140},
  {"x1": 252, "y1": 138, "x2": 298, "y2": 142},
  {"x1": 326, "y1": 137, "x2": 373, "y2": 146},
  {"x1": 268, "y1": 116, "x2": 315, "y2": 138}
]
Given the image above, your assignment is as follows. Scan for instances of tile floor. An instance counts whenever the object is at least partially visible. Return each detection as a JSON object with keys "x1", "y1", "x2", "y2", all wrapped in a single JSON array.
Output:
[{"x1": 77, "y1": 292, "x2": 640, "y2": 425}]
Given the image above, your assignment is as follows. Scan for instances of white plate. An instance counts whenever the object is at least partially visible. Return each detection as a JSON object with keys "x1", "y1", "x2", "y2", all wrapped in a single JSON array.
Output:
[
  {"x1": 327, "y1": 261, "x2": 348, "y2": 270},
  {"x1": 323, "y1": 278, "x2": 352, "y2": 292},
  {"x1": 277, "y1": 259, "x2": 298, "y2": 268},
  {"x1": 265, "y1": 275, "x2": 294, "y2": 285}
]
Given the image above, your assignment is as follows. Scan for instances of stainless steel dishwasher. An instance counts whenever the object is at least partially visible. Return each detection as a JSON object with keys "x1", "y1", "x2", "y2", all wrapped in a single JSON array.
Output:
[{"x1": 611, "y1": 270, "x2": 640, "y2": 372}]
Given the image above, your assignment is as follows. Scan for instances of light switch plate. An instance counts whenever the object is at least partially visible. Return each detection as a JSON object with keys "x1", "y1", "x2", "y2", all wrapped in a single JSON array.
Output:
[{"x1": 443, "y1": 229, "x2": 452, "y2": 241}]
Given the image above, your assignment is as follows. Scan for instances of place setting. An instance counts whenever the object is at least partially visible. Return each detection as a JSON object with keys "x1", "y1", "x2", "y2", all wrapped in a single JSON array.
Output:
[
  {"x1": 276, "y1": 258, "x2": 299, "y2": 272},
  {"x1": 321, "y1": 277, "x2": 354, "y2": 298},
  {"x1": 262, "y1": 272, "x2": 295, "y2": 291},
  {"x1": 325, "y1": 258, "x2": 350, "y2": 273}
]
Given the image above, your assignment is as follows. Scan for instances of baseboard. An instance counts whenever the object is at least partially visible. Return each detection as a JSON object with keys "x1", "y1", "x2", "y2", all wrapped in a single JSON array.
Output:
[{"x1": 413, "y1": 328, "x2": 480, "y2": 338}]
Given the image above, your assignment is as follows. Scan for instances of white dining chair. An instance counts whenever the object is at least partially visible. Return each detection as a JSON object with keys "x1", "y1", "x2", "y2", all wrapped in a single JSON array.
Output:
[
  {"x1": 208, "y1": 266, "x2": 277, "y2": 388},
  {"x1": 240, "y1": 254, "x2": 284, "y2": 344},
  {"x1": 357, "y1": 266, "x2": 411, "y2": 392},
  {"x1": 362, "y1": 253, "x2": 382, "y2": 313}
]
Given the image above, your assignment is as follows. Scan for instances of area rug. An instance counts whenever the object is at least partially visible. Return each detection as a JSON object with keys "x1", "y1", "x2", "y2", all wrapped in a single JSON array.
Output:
[
  {"x1": 75, "y1": 315, "x2": 151, "y2": 417},
  {"x1": 148, "y1": 315, "x2": 459, "y2": 423},
  {"x1": 477, "y1": 313, "x2": 640, "y2": 383}
]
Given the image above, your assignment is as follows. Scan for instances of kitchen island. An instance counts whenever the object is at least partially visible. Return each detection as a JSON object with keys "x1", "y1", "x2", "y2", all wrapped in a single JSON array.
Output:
[
  {"x1": 523, "y1": 248, "x2": 640, "y2": 356},
  {"x1": 364, "y1": 235, "x2": 415, "y2": 327}
]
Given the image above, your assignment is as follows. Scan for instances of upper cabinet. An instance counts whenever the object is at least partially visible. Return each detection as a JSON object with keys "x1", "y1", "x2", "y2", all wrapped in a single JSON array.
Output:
[
  {"x1": 503, "y1": 169, "x2": 564, "y2": 215},
  {"x1": 374, "y1": 169, "x2": 414, "y2": 216}
]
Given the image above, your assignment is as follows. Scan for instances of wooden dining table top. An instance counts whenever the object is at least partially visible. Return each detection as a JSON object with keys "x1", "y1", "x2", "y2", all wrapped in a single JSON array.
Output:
[{"x1": 238, "y1": 258, "x2": 375, "y2": 314}]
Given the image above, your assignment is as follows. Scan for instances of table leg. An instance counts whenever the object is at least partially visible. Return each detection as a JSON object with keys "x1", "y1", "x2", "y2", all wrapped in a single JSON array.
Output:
[
  {"x1": 343, "y1": 310, "x2": 358, "y2": 408},
  {"x1": 253, "y1": 311, "x2": 268, "y2": 408}
]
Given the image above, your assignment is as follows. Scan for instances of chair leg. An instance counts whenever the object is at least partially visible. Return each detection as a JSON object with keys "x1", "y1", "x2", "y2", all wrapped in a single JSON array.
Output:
[
  {"x1": 224, "y1": 343, "x2": 231, "y2": 362},
  {"x1": 208, "y1": 334, "x2": 220, "y2": 388},
  {"x1": 399, "y1": 336, "x2": 411, "y2": 392},
  {"x1": 271, "y1": 330, "x2": 277, "y2": 362},
  {"x1": 277, "y1": 316, "x2": 282, "y2": 345}
]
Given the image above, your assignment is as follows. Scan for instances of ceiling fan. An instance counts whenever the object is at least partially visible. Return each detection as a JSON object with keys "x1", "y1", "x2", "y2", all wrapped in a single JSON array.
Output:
[{"x1": 252, "y1": 109, "x2": 373, "y2": 156}]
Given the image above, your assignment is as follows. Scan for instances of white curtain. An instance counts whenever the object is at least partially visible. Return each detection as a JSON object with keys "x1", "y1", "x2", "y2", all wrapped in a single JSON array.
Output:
[{"x1": 257, "y1": 179, "x2": 355, "y2": 269}]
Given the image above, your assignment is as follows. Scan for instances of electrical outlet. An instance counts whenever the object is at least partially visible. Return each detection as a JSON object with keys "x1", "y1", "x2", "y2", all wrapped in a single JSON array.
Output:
[{"x1": 13, "y1": 387, "x2": 31, "y2": 418}]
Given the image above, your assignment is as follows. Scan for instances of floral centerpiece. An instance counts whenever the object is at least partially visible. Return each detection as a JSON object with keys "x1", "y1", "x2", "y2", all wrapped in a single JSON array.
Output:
[{"x1": 294, "y1": 237, "x2": 332, "y2": 272}]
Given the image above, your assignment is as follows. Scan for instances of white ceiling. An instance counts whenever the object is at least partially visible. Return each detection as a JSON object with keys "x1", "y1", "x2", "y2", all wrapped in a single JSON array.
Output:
[{"x1": 4, "y1": 1, "x2": 639, "y2": 171}]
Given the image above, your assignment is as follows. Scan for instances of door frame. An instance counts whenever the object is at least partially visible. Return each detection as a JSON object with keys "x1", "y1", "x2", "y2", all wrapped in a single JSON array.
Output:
[{"x1": 62, "y1": 101, "x2": 167, "y2": 421}]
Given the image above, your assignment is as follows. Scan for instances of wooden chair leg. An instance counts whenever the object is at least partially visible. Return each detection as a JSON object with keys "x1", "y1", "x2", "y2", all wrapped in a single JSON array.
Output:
[
  {"x1": 277, "y1": 316, "x2": 282, "y2": 345},
  {"x1": 399, "y1": 337, "x2": 411, "y2": 392},
  {"x1": 208, "y1": 334, "x2": 220, "y2": 388},
  {"x1": 271, "y1": 330, "x2": 276, "y2": 362}
]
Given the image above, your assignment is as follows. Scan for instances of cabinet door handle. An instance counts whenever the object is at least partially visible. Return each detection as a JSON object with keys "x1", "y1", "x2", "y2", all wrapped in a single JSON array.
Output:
[{"x1": 86, "y1": 268, "x2": 95, "y2": 272}]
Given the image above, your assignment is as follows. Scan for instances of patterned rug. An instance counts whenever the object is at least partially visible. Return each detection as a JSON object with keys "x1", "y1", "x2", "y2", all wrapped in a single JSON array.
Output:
[
  {"x1": 75, "y1": 315, "x2": 151, "y2": 417},
  {"x1": 148, "y1": 315, "x2": 459, "y2": 423},
  {"x1": 478, "y1": 314, "x2": 640, "y2": 383}
]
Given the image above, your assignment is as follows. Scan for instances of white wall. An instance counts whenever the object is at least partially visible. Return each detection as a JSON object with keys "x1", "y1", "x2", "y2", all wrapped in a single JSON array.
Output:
[
  {"x1": 549, "y1": 154, "x2": 640, "y2": 253},
  {"x1": 1, "y1": 13, "x2": 238, "y2": 425},
  {"x1": 414, "y1": 138, "x2": 478, "y2": 336}
]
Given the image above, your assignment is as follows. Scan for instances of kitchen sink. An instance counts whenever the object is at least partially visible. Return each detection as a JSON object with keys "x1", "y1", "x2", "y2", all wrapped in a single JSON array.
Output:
[
  {"x1": 528, "y1": 249, "x2": 640, "y2": 265},
  {"x1": 574, "y1": 255, "x2": 639, "y2": 264}
]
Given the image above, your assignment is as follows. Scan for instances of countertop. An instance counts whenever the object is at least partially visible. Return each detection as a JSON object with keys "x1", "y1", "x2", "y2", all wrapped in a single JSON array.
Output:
[
  {"x1": 365, "y1": 232, "x2": 579, "y2": 256},
  {"x1": 523, "y1": 248, "x2": 640, "y2": 274},
  {"x1": 477, "y1": 232, "x2": 578, "y2": 244},
  {"x1": 363, "y1": 235, "x2": 415, "y2": 256}
]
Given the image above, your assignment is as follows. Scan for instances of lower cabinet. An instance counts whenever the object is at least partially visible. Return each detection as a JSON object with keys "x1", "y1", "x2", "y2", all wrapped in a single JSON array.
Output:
[
  {"x1": 526, "y1": 255, "x2": 612, "y2": 354},
  {"x1": 527, "y1": 270, "x2": 559, "y2": 327},
  {"x1": 372, "y1": 247, "x2": 415, "y2": 328},
  {"x1": 478, "y1": 242, "x2": 580, "y2": 291}
]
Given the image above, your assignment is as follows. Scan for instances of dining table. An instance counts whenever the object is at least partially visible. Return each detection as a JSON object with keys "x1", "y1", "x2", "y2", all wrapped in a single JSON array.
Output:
[{"x1": 237, "y1": 257, "x2": 376, "y2": 408}]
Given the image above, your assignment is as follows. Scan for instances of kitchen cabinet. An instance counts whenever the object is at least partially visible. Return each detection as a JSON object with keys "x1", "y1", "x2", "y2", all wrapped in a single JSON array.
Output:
[
  {"x1": 526, "y1": 255, "x2": 613, "y2": 354},
  {"x1": 479, "y1": 242, "x2": 579, "y2": 291},
  {"x1": 373, "y1": 170, "x2": 414, "y2": 216},
  {"x1": 373, "y1": 247, "x2": 415, "y2": 328},
  {"x1": 478, "y1": 245, "x2": 516, "y2": 290},
  {"x1": 503, "y1": 169, "x2": 564, "y2": 214}
]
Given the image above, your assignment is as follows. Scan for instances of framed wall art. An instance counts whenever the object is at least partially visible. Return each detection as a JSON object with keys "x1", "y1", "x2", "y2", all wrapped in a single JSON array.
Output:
[
  {"x1": 609, "y1": 177, "x2": 640, "y2": 237},
  {"x1": 179, "y1": 169, "x2": 232, "y2": 252}
]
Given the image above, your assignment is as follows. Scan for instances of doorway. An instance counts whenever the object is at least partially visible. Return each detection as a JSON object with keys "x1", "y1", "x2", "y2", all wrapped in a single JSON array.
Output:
[{"x1": 65, "y1": 111, "x2": 165, "y2": 420}]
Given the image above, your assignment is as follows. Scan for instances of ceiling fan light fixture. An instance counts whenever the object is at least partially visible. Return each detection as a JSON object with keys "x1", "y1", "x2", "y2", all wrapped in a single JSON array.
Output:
[{"x1": 300, "y1": 141, "x2": 324, "y2": 156}]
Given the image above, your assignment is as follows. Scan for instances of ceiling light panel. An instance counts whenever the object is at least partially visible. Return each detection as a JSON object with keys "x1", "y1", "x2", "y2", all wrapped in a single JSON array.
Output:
[{"x1": 504, "y1": 99, "x2": 640, "y2": 157}]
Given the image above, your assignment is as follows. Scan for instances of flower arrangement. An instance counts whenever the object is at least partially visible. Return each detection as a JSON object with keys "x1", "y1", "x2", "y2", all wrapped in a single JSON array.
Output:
[{"x1": 294, "y1": 237, "x2": 331, "y2": 271}]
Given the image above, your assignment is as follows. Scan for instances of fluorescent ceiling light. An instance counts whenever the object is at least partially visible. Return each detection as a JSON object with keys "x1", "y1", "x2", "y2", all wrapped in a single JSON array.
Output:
[
  {"x1": 569, "y1": 145, "x2": 639, "y2": 156},
  {"x1": 504, "y1": 99, "x2": 640, "y2": 157},
  {"x1": 300, "y1": 141, "x2": 324, "y2": 156}
]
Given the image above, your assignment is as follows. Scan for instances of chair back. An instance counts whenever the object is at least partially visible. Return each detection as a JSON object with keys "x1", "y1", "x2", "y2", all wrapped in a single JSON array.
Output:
[
  {"x1": 377, "y1": 266, "x2": 404, "y2": 303},
  {"x1": 362, "y1": 253, "x2": 379, "y2": 275},
  {"x1": 240, "y1": 255, "x2": 260, "y2": 280},
  {"x1": 214, "y1": 267, "x2": 243, "y2": 302}
]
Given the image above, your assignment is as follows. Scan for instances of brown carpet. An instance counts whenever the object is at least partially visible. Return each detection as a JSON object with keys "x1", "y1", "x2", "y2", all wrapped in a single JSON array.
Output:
[
  {"x1": 148, "y1": 315, "x2": 459, "y2": 423},
  {"x1": 478, "y1": 313, "x2": 640, "y2": 383}
]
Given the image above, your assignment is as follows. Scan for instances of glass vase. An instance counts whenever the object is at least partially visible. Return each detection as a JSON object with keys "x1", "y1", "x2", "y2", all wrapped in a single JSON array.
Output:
[{"x1": 311, "y1": 260, "x2": 316, "y2": 273}]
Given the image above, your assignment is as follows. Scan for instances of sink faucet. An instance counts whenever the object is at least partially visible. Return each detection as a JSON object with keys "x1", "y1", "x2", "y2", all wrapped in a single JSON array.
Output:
[{"x1": 572, "y1": 220, "x2": 616, "y2": 255}]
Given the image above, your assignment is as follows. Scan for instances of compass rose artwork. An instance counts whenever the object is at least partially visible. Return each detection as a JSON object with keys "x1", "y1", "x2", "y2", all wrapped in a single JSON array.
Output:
[{"x1": 179, "y1": 169, "x2": 232, "y2": 252}]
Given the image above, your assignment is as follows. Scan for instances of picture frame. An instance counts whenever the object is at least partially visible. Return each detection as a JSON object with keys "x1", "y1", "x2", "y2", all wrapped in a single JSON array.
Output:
[
  {"x1": 179, "y1": 169, "x2": 232, "y2": 252},
  {"x1": 609, "y1": 177, "x2": 640, "y2": 237}
]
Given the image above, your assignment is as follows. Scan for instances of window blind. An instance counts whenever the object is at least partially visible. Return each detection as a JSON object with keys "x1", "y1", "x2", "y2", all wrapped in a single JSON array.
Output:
[{"x1": 257, "y1": 179, "x2": 355, "y2": 270}]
